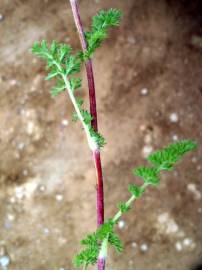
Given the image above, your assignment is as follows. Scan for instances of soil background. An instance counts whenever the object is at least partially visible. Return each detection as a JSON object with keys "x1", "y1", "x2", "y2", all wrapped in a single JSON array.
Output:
[{"x1": 0, "y1": 0, "x2": 202, "y2": 270}]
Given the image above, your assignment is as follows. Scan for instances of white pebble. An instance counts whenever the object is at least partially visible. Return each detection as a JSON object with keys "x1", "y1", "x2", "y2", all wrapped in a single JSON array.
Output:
[
  {"x1": 140, "y1": 243, "x2": 148, "y2": 252},
  {"x1": 9, "y1": 79, "x2": 18, "y2": 86},
  {"x1": 140, "y1": 88, "x2": 148, "y2": 96},
  {"x1": 38, "y1": 185, "x2": 46, "y2": 192},
  {"x1": 15, "y1": 187, "x2": 24, "y2": 199},
  {"x1": 22, "y1": 169, "x2": 28, "y2": 176},
  {"x1": 17, "y1": 142, "x2": 25, "y2": 150},
  {"x1": 172, "y1": 134, "x2": 178, "y2": 141},
  {"x1": 183, "y1": 238, "x2": 192, "y2": 246},
  {"x1": 0, "y1": 14, "x2": 4, "y2": 21},
  {"x1": 43, "y1": 228, "x2": 50, "y2": 235},
  {"x1": 187, "y1": 183, "x2": 201, "y2": 200},
  {"x1": 61, "y1": 119, "x2": 69, "y2": 126},
  {"x1": 142, "y1": 145, "x2": 153, "y2": 158},
  {"x1": 131, "y1": 242, "x2": 138, "y2": 248},
  {"x1": 175, "y1": 241, "x2": 183, "y2": 251},
  {"x1": 127, "y1": 36, "x2": 136, "y2": 44},
  {"x1": 7, "y1": 213, "x2": 15, "y2": 221},
  {"x1": 56, "y1": 194, "x2": 63, "y2": 202},
  {"x1": 0, "y1": 255, "x2": 10, "y2": 267},
  {"x1": 26, "y1": 121, "x2": 34, "y2": 135},
  {"x1": 118, "y1": 220, "x2": 125, "y2": 229},
  {"x1": 169, "y1": 113, "x2": 179, "y2": 123}
]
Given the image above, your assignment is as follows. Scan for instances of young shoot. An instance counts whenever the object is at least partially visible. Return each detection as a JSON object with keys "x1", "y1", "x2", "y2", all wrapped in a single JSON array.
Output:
[{"x1": 31, "y1": 3, "x2": 197, "y2": 270}]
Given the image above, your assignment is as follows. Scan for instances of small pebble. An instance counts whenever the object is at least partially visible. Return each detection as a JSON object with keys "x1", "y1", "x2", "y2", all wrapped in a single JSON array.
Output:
[
  {"x1": 142, "y1": 145, "x2": 153, "y2": 158},
  {"x1": 43, "y1": 228, "x2": 50, "y2": 235},
  {"x1": 198, "y1": 208, "x2": 202, "y2": 213},
  {"x1": 140, "y1": 88, "x2": 148, "y2": 96},
  {"x1": 140, "y1": 243, "x2": 148, "y2": 252},
  {"x1": 169, "y1": 113, "x2": 179, "y2": 123},
  {"x1": 172, "y1": 134, "x2": 178, "y2": 141},
  {"x1": 38, "y1": 185, "x2": 46, "y2": 192},
  {"x1": 22, "y1": 169, "x2": 28, "y2": 176},
  {"x1": 0, "y1": 14, "x2": 4, "y2": 22},
  {"x1": 56, "y1": 194, "x2": 63, "y2": 202},
  {"x1": 183, "y1": 238, "x2": 192, "y2": 246},
  {"x1": 131, "y1": 242, "x2": 138, "y2": 248},
  {"x1": 127, "y1": 36, "x2": 136, "y2": 44},
  {"x1": 61, "y1": 119, "x2": 69, "y2": 127},
  {"x1": 118, "y1": 220, "x2": 125, "y2": 229},
  {"x1": 0, "y1": 255, "x2": 10, "y2": 268},
  {"x1": 17, "y1": 142, "x2": 25, "y2": 150},
  {"x1": 175, "y1": 241, "x2": 183, "y2": 251},
  {"x1": 9, "y1": 79, "x2": 18, "y2": 86}
]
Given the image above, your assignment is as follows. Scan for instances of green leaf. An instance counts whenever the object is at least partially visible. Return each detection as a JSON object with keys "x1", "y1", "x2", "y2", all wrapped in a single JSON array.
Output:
[
  {"x1": 73, "y1": 247, "x2": 99, "y2": 268},
  {"x1": 45, "y1": 69, "x2": 59, "y2": 80},
  {"x1": 81, "y1": 110, "x2": 93, "y2": 125},
  {"x1": 90, "y1": 128, "x2": 106, "y2": 148},
  {"x1": 117, "y1": 202, "x2": 130, "y2": 213},
  {"x1": 96, "y1": 219, "x2": 115, "y2": 241},
  {"x1": 148, "y1": 140, "x2": 197, "y2": 170},
  {"x1": 92, "y1": 9, "x2": 122, "y2": 31},
  {"x1": 69, "y1": 77, "x2": 82, "y2": 91},
  {"x1": 108, "y1": 232, "x2": 123, "y2": 253},
  {"x1": 51, "y1": 79, "x2": 66, "y2": 97},
  {"x1": 59, "y1": 44, "x2": 72, "y2": 62},
  {"x1": 65, "y1": 55, "x2": 81, "y2": 75},
  {"x1": 133, "y1": 167, "x2": 159, "y2": 186},
  {"x1": 84, "y1": 8, "x2": 122, "y2": 59},
  {"x1": 128, "y1": 184, "x2": 145, "y2": 198}
]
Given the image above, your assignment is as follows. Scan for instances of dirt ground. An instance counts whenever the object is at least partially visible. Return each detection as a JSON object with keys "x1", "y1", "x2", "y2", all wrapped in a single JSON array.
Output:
[{"x1": 0, "y1": 0, "x2": 202, "y2": 269}]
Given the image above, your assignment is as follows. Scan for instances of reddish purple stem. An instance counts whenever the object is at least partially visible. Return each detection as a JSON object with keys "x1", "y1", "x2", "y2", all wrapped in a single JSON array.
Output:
[
  {"x1": 69, "y1": 0, "x2": 105, "y2": 262},
  {"x1": 97, "y1": 258, "x2": 105, "y2": 270}
]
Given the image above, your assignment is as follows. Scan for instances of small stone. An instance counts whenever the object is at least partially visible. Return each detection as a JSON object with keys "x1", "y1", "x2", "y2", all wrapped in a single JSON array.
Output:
[
  {"x1": 198, "y1": 208, "x2": 202, "y2": 213},
  {"x1": 169, "y1": 113, "x2": 179, "y2": 123},
  {"x1": 9, "y1": 197, "x2": 16, "y2": 204},
  {"x1": 140, "y1": 88, "x2": 148, "y2": 96},
  {"x1": 26, "y1": 121, "x2": 35, "y2": 135},
  {"x1": 22, "y1": 169, "x2": 28, "y2": 176},
  {"x1": 183, "y1": 238, "x2": 192, "y2": 246},
  {"x1": 17, "y1": 142, "x2": 25, "y2": 150},
  {"x1": 175, "y1": 241, "x2": 183, "y2": 251},
  {"x1": 142, "y1": 145, "x2": 153, "y2": 158},
  {"x1": 55, "y1": 194, "x2": 63, "y2": 202},
  {"x1": 127, "y1": 36, "x2": 136, "y2": 44},
  {"x1": 118, "y1": 220, "x2": 125, "y2": 229},
  {"x1": 43, "y1": 228, "x2": 50, "y2": 235},
  {"x1": 0, "y1": 14, "x2": 4, "y2": 22},
  {"x1": 0, "y1": 255, "x2": 10, "y2": 268},
  {"x1": 38, "y1": 185, "x2": 46, "y2": 192},
  {"x1": 7, "y1": 213, "x2": 15, "y2": 221},
  {"x1": 172, "y1": 134, "x2": 178, "y2": 141},
  {"x1": 131, "y1": 242, "x2": 138, "y2": 248},
  {"x1": 15, "y1": 187, "x2": 24, "y2": 200},
  {"x1": 61, "y1": 119, "x2": 69, "y2": 127},
  {"x1": 144, "y1": 134, "x2": 152, "y2": 144},
  {"x1": 187, "y1": 183, "x2": 202, "y2": 200},
  {"x1": 140, "y1": 243, "x2": 148, "y2": 252},
  {"x1": 9, "y1": 79, "x2": 18, "y2": 86},
  {"x1": 0, "y1": 246, "x2": 6, "y2": 256},
  {"x1": 191, "y1": 157, "x2": 197, "y2": 163}
]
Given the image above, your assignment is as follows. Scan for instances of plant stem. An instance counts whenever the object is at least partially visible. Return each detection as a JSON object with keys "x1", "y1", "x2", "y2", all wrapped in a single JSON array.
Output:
[
  {"x1": 69, "y1": 0, "x2": 105, "y2": 228},
  {"x1": 69, "y1": 2, "x2": 105, "y2": 269}
]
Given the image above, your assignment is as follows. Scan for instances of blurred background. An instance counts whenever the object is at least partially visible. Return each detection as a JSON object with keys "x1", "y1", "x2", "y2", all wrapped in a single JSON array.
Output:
[{"x1": 0, "y1": 0, "x2": 202, "y2": 269}]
